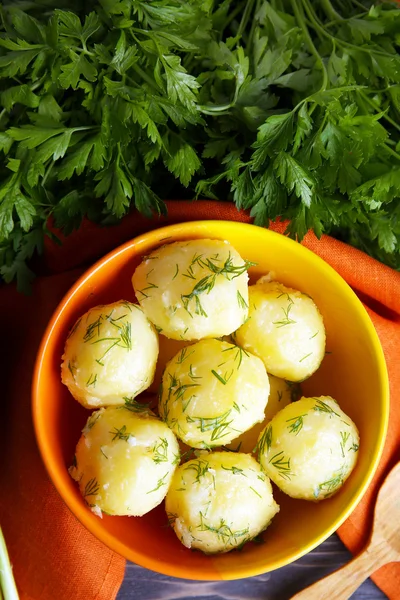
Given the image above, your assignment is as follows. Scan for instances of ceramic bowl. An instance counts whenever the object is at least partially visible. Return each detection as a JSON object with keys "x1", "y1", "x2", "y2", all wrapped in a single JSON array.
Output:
[{"x1": 32, "y1": 221, "x2": 389, "y2": 580}]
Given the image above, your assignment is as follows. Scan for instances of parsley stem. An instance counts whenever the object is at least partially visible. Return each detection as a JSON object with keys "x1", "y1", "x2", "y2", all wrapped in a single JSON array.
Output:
[
  {"x1": 383, "y1": 144, "x2": 400, "y2": 162},
  {"x1": 131, "y1": 63, "x2": 159, "y2": 92},
  {"x1": 293, "y1": 0, "x2": 328, "y2": 91},
  {"x1": 236, "y1": 0, "x2": 256, "y2": 41},
  {"x1": 359, "y1": 91, "x2": 400, "y2": 134},
  {"x1": 319, "y1": 0, "x2": 343, "y2": 21},
  {"x1": 302, "y1": 0, "x2": 397, "y2": 60}
]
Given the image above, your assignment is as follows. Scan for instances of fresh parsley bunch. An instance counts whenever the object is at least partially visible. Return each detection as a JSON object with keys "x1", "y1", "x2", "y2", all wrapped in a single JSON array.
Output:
[{"x1": 0, "y1": 0, "x2": 400, "y2": 291}]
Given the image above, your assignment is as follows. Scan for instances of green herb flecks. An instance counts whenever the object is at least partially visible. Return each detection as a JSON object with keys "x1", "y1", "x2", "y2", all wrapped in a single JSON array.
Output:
[
  {"x1": 211, "y1": 369, "x2": 234, "y2": 385},
  {"x1": 86, "y1": 373, "x2": 97, "y2": 388},
  {"x1": 67, "y1": 359, "x2": 77, "y2": 380},
  {"x1": 135, "y1": 282, "x2": 159, "y2": 300},
  {"x1": 286, "y1": 414, "x2": 307, "y2": 435},
  {"x1": 269, "y1": 451, "x2": 293, "y2": 481},
  {"x1": 152, "y1": 437, "x2": 169, "y2": 463},
  {"x1": 250, "y1": 486, "x2": 262, "y2": 498},
  {"x1": 273, "y1": 304, "x2": 296, "y2": 328},
  {"x1": 313, "y1": 399, "x2": 341, "y2": 417},
  {"x1": 84, "y1": 478, "x2": 100, "y2": 498},
  {"x1": 315, "y1": 469, "x2": 345, "y2": 499},
  {"x1": 67, "y1": 317, "x2": 82, "y2": 339},
  {"x1": 198, "y1": 513, "x2": 249, "y2": 547},
  {"x1": 299, "y1": 352, "x2": 313, "y2": 363},
  {"x1": 186, "y1": 410, "x2": 234, "y2": 443},
  {"x1": 285, "y1": 381, "x2": 302, "y2": 403},
  {"x1": 221, "y1": 465, "x2": 246, "y2": 476},
  {"x1": 82, "y1": 411, "x2": 101, "y2": 435},
  {"x1": 109, "y1": 425, "x2": 132, "y2": 442},
  {"x1": 176, "y1": 347, "x2": 195, "y2": 365},
  {"x1": 340, "y1": 431, "x2": 350, "y2": 458},
  {"x1": 123, "y1": 396, "x2": 152, "y2": 413},
  {"x1": 237, "y1": 290, "x2": 248, "y2": 310},
  {"x1": 83, "y1": 316, "x2": 103, "y2": 343},
  {"x1": 184, "y1": 459, "x2": 212, "y2": 485},
  {"x1": 257, "y1": 424, "x2": 272, "y2": 456},
  {"x1": 146, "y1": 473, "x2": 169, "y2": 494},
  {"x1": 221, "y1": 344, "x2": 249, "y2": 369},
  {"x1": 100, "y1": 446, "x2": 109, "y2": 459}
]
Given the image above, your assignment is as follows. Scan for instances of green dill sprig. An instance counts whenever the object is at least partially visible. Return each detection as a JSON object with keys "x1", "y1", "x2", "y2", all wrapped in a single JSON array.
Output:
[
  {"x1": 152, "y1": 437, "x2": 169, "y2": 463},
  {"x1": 269, "y1": 451, "x2": 293, "y2": 481},
  {"x1": 67, "y1": 317, "x2": 82, "y2": 339},
  {"x1": 184, "y1": 459, "x2": 212, "y2": 484},
  {"x1": 147, "y1": 473, "x2": 169, "y2": 494},
  {"x1": 286, "y1": 414, "x2": 307, "y2": 435},
  {"x1": 340, "y1": 431, "x2": 350, "y2": 457},
  {"x1": 237, "y1": 290, "x2": 248, "y2": 310},
  {"x1": 83, "y1": 316, "x2": 103, "y2": 343},
  {"x1": 314, "y1": 468, "x2": 345, "y2": 498},
  {"x1": 221, "y1": 465, "x2": 246, "y2": 476},
  {"x1": 256, "y1": 424, "x2": 272, "y2": 456},
  {"x1": 272, "y1": 303, "x2": 296, "y2": 328},
  {"x1": 198, "y1": 513, "x2": 249, "y2": 547},
  {"x1": 176, "y1": 347, "x2": 195, "y2": 365},
  {"x1": 123, "y1": 396, "x2": 153, "y2": 413},
  {"x1": 109, "y1": 425, "x2": 132, "y2": 442},
  {"x1": 221, "y1": 344, "x2": 249, "y2": 369},
  {"x1": 211, "y1": 369, "x2": 234, "y2": 385},
  {"x1": 135, "y1": 282, "x2": 159, "y2": 299},
  {"x1": 86, "y1": 373, "x2": 98, "y2": 387},
  {"x1": 313, "y1": 398, "x2": 340, "y2": 417},
  {"x1": 180, "y1": 253, "x2": 255, "y2": 318},
  {"x1": 84, "y1": 478, "x2": 100, "y2": 497},
  {"x1": 186, "y1": 410, "x2": 234, "y2": 442}
]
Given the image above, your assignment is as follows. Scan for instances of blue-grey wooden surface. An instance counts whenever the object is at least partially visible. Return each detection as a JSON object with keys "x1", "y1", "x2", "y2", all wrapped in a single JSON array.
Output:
[{"x1": 118, "y1": 533, "x2": 386, "y2": 599}]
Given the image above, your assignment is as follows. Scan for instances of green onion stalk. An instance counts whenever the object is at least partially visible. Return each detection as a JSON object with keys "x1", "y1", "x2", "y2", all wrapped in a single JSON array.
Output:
[{"x1": 0, "y1": 527, "x2": 19, "y2": 600}]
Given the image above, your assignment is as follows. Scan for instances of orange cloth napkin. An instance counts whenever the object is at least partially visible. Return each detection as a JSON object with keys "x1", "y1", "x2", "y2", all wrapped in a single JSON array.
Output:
[{"x1": 1, "y1": 200, "x2": 399, "y2": 600}]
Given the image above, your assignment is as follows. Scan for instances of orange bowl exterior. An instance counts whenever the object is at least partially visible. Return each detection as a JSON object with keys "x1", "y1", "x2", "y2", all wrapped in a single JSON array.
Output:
[{"x1": 32, "y1": 221, "x2": 389, "y2": 580}]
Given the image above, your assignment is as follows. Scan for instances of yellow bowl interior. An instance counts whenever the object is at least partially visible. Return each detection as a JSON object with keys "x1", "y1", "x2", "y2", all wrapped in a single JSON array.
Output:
[{"x1": 32, "y1": 221, "x2": 389, "y2": 580}]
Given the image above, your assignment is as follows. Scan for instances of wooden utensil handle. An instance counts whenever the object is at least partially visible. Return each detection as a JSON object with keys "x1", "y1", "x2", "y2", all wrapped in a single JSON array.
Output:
[{"x1": 290, "y1": 545, "x2": 389, "y2": 600}]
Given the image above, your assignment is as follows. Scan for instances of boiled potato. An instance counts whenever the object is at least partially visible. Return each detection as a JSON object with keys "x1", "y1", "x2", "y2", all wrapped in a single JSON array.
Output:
[
  {"x1": 159, "y1": 339, "x2": 270, "y2": 448},
  {"x1": 226, "y1": 376, "x2": 301, "y2": 453},
  {"x1": 235, "y1": 280, "x2": 325, "y2": 381},
  {"x1": 132, "y1": 239, "x2": 251, "y2": 340},
  {"x1": 61, "y1": 301, "x2": 158, "y2": 408},
  {"x1": 69, "y1": 405, "x2": 180, "y2": 517},
  {"x1": 257, "y1": 396, "x2": 360, "y2": 501},
  {"x1": 148, "y1": 336, "x2": 191, "y2": 394},
  {"x1": 166, "y1": 452, "x2": 279, "y2": 553}
]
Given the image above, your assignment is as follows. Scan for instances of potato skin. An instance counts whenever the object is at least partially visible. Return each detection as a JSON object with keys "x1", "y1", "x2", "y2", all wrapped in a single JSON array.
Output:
[
  {"x1": 166, "y1": 452, "x2": 279, "y2": 553},
  {"x1": 69, "y1": 405, "x2": 180, "y2": 517},
  {"x1": 225, "y1": 376, "x2": 301, "y2": 453},
  {"x1": 61, "y1": 301, "x2": 158, "y2": 408},
  {"x1": 132, "y1": 239, "x2": 251, "y2": 341},
  {"x1": 257, "y1": 396, "x2": 360, "y2": 501},
  {"x1": 235, "y1": 281, "x2": 325, "y2": 382},
  {"x1": 159, "y1": 339, "x2": 270, "y2": 449}
]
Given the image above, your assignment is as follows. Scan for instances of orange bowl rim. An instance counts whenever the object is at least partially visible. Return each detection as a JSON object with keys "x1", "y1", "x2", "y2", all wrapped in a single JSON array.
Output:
[{"x1": 32, "y1": 220, "x2": 390, "y2": 580}]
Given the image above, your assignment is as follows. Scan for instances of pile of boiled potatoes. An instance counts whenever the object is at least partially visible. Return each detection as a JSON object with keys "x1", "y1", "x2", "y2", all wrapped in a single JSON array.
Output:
[{"x1": 62, "y1": 239, "x2": 360, "y2": 554}]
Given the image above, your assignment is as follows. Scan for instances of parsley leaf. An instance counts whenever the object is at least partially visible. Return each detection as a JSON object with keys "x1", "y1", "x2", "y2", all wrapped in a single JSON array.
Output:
[{"x1": 1, "y1": 0, "x2": 400, "y2": 290}]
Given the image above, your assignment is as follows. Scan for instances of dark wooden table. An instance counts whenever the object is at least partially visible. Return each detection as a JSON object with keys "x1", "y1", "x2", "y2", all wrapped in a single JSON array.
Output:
[{"x1": 118, "y1": 533, "x2": 386, "y2": 599}]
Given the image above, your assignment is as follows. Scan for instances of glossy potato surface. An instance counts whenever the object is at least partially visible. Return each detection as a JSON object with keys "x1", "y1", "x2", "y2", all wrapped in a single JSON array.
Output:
[
  {"x1": 226, "y1": 376, "x2": 301, "y2": 453},
  {"x1": 166, "y1": 452, "x2": 279, "y2": 553},
  {"x1": 235, "y1": 281, "x2": 325, "y2": 381},
  {"x1": 159, "y1": 339, "x2": 270, "y2": 448},
  {"x1": 61, "y1": 301, "x2": 158, "y2": 408},
  {"x1": 258, "y1": 397, "x2": 360, "y2": 500},
  {"x1": 132, "y1": 240, "x2": 250, "y2": 340},
  {"x1": 70, "y1": 406, "x2": 180, "y2": 516}
]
